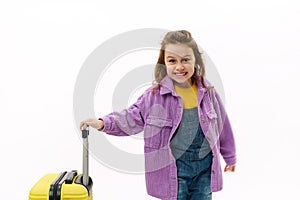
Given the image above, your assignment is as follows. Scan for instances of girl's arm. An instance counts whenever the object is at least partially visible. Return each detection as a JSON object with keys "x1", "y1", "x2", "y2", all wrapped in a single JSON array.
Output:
[
  {"x1": 99, "y1": 92, "x2": 146, "y2": 136},
  {"x1": 211, "y1": 89, "x2": 237, "y2": 167}
]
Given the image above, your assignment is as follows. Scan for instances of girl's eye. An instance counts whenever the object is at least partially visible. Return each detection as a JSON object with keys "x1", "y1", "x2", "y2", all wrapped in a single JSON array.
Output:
[
  {"x1": 168, "y1": 59, "x2": 176, "y2": 63},
  {"x1": 183, "y1": 58, "x2": 190, "y2": 62}
]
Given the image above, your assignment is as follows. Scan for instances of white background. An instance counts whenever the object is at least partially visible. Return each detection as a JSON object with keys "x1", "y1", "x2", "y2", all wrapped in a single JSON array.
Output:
[{"x1": 1, "y1": 0, "x2": 300, "y2": 199}]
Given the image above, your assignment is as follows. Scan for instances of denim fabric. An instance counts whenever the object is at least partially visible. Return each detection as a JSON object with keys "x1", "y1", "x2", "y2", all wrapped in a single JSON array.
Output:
[
  {"x1": 170, "y1": 108, "x2": 212, "y2": 160},
  {"x1": 176, "y1": 153, "x2": 212, "y2": 200},
  {"x1": 170, "y1": 107, "x2": 213, "y2": 200}
]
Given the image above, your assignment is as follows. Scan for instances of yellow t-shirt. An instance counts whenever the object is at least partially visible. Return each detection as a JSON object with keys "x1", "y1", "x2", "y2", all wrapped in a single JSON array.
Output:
[{"x1": 174, "y1": 83, "x2": 198, "y2": 109}]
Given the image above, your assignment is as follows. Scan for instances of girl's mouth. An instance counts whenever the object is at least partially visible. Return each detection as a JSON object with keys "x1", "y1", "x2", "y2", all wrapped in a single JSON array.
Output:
[{"x1": 174, "y1": 72, "x2": 188, "y2": 77}]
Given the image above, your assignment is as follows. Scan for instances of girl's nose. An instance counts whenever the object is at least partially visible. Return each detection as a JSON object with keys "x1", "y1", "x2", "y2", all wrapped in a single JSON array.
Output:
[{"x1": 175, "y1": 62, "x2": 184, "y2": 71}]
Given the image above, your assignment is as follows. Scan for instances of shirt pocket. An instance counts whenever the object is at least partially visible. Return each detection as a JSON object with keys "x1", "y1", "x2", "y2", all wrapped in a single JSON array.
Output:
[
  {"x1": 202, "y1": 93, "x2": 218, "y2": 121},
  {"x1": 206, "y1": 109, "x2": 218, "y2": 120},
  {"x1": 206, "y1": 108, "x2": 218, "y2": 131},
  {"x1": 144, "y1": 116, "x2": 173, "y2": 149},
  {"x1": 205, "y1": 107, "x2": 221, "y2": 145}
]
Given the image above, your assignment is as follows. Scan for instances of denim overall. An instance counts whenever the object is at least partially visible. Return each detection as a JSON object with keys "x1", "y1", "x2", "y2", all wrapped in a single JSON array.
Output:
[{"x1": 170, "y1": 107, "x2": 213, "y2": 200}]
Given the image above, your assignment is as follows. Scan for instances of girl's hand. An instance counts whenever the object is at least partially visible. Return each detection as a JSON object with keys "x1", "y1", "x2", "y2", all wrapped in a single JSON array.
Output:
[
  {"x1": 224, "y1": 164, "x2": 236, "y2": 172},
  {"x1": 80, "y1": 118, "x2": 104, "y2": 130}
]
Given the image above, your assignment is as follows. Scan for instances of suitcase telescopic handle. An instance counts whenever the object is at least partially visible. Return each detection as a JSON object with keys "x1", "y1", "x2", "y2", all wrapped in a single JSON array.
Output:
[{"x1": 81, "y1": 124, "x2": 89, "y2": 186}]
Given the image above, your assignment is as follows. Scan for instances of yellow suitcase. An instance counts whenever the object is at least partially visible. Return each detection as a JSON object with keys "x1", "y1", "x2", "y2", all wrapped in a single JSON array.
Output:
[{"x1": 29, "y1": 125, "x2": 93, "y2": 200}]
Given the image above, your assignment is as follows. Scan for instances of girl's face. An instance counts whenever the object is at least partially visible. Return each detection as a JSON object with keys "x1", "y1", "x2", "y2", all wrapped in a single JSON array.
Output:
[{"x1": 164, "y1": 43, "x2": 196, "y2": 88}]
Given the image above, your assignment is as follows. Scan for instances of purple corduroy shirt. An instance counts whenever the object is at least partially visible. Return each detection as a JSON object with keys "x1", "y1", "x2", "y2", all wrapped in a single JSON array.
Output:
[{"x1": 100, "y1": 75, "x2": 236, "y2": 200}]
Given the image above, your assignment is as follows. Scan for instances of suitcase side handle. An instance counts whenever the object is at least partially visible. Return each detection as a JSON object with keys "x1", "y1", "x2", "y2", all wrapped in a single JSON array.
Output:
[
  {"x1": 65, "y1": 170, "x2": 78, "y2": 184},
  {"x1": 49, "y1": 171, "x2": 67, "y2": 200}
]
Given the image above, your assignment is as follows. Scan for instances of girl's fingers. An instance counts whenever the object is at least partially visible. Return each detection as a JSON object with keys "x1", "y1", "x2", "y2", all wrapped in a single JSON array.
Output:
[
  {"x1": 224, "y1": 165, "x2": 236, "y2": 172},
  {"x1": 80, "y1": 120, "x2": 90, "y2": 130},
  {"x1": 80, "y1": 119, "x2": 101, "y2": 130}
]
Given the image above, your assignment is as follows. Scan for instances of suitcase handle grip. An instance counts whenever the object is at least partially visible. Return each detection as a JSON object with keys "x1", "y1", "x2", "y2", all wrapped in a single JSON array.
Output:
[{"x1": 81, "y1": 124, "x2": 89, "y2": 138}]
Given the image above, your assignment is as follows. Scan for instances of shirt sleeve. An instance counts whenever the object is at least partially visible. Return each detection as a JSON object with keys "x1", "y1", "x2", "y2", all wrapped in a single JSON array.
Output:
[
  {"x1": 211, "y1": 88, "x2": 237, "y2": 166},
  {"x1": 99, "y1": 92, "x2": 146, "y2": 136}
]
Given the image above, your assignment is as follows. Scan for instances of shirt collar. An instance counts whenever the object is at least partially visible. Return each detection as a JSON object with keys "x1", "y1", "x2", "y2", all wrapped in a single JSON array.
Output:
[{"x1": 159, "y1": 76, "x2": 177, "y2": 96}]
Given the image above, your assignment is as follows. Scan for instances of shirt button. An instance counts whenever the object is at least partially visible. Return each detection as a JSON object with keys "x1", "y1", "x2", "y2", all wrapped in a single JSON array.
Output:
[{"x1": 201, "y1": 118, "x2": 205, "y2": 123}]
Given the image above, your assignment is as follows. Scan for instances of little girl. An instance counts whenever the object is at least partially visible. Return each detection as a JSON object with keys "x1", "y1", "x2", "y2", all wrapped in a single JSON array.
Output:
[{"x1": 80, "y1": 30, "x2": 236, "y2": 200}]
